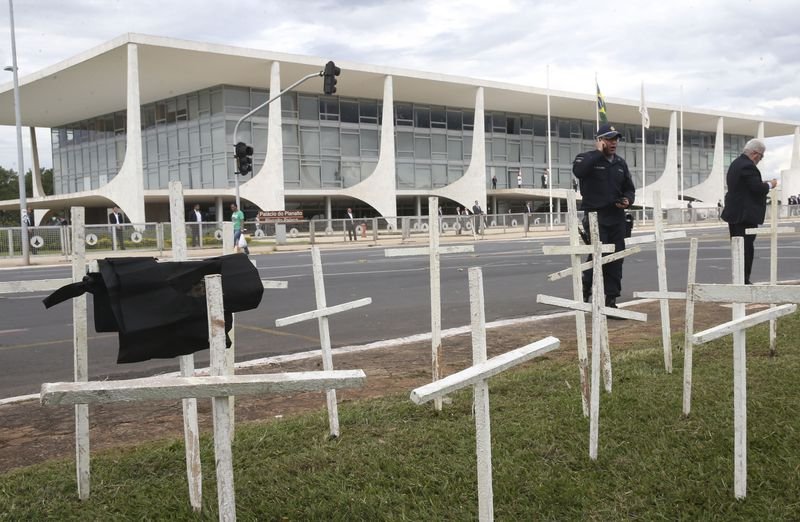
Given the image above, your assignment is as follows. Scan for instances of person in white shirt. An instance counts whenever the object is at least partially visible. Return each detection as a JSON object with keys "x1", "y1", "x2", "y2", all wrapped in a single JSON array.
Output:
[
  {"x1": 345, "y1": 207, "x2": 357, "y2": 241},
  {"x1": 108, "y1": 206, "x2": 126, "y2": 250},
  {"x1": 188, "y1": 204, "x2": 204, "y2": 247}
]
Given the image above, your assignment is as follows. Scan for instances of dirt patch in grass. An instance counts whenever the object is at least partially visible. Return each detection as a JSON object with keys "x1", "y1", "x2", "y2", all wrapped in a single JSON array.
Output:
[{"x1": 0, "y1": 300, "x2": 744, "y2": 473}]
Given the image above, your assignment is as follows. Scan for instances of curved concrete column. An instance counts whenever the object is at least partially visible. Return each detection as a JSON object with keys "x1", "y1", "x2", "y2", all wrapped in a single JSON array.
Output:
[
  {"x1": 685, "y1": 116, "x2": 724, "y2": 204},
  {"x1": 433, "y1": 87, "x2": 486, "y2": 210},
  {"x1": 98, "y1": 43, "x2": 145, "y2": 223},
  {"x1": 780, "y1": 126, "x2": 800, "y2": 200},
  {"x1": 641, "y1": 111, "x2": 679, "y2": 207},
  {"x1": 342, "y1": 75, "x2": 397, "y2": 221},
  {"x1": 757, "y1": 121, "x2": 765, "y2": 139},
  {"x1": 241, "y1": 61, "x2": 284, "y2": 211},
  {"x1": 29, "y1": 127, "x2": 44, "y2": 198}
]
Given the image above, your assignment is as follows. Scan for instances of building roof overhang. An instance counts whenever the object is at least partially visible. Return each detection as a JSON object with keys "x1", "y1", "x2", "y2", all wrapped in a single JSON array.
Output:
[{"x1": 0, "y1": 33, "x2": 797, "y2": 137}]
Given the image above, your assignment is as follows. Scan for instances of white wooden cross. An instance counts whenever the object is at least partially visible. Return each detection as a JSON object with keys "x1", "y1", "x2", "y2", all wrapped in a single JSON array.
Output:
[
  {"x1": 411, "y1": 267, "x2": 560, "y2": 522},
  {"x1": 0, "y1": 207, "x2": 89, "y2": 499},
  {"x1": 681, "y1": 238, "x2": 699, "y2": 416},
  {"x1": 274, "y1": 246, "x2": 371, "y2": 438},
  {"x1": 41, "y1": 274, "x2": 366, "y2": 522},
  {"x1": 168, "y1": 180, "x2": 204, "y2": 509},
  {"x1": 686, "y1": 236, "x2": 799, "y2": 499},
  {"x1": 626, "y1": 191, "x2": 688, "y2": 374},
  {"x1": 385, "y1": 196, "x2": 474, "y2": 411},
  {"x1": 169, "y1": 181, "x2": 289, "y2": 507},
  {"x1": 537, "y1": 212, "x2": 647, "y2": 460},
  {"x1": 542, "y1": 190, "x2": 641, "y2": 416},
  {"x1": 543, "y1": 210, "x2": 644, "y2": 400},
  {"x1": 745, "y1": 191, "x2": 795, "y2": 356}
]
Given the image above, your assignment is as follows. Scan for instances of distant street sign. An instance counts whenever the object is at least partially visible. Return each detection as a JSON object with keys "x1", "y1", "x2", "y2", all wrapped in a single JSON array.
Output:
[
  {"x1": 30, "y1": 235, "x2": 44, "y2": 248},
  {"x1": 85, "y1": 234, "x2": 98, "y2": 246}
]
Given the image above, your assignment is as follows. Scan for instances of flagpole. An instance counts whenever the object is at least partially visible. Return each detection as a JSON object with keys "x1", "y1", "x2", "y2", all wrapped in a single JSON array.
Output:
[
  {"x1": 680, "y1": 84, "x2": 685, "y2": 214},
  {"x1": 547, "y1": 64, "x2": 553, "y2": 230},
  {"x1": 641, "y1": 81, "x2": 647, "y2": 225},
  {"x1": 594, "y1": 72, "x2": 599, "y2": 131}
]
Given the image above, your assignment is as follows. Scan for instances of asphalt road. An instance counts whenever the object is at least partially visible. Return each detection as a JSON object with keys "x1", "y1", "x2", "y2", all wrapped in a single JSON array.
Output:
[{"x1": 3, "y1": 227, "x2": 800, "y2": 399}]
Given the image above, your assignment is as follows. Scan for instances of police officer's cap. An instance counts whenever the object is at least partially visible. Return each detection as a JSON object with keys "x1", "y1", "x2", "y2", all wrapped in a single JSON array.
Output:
[{"x1": 596, "y1": 124, "x2": 622, "y2": 140}]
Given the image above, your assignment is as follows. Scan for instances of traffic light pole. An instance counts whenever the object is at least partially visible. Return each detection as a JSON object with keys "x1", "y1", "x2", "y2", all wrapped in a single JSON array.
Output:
[
  {"x1": 8, "y1": 0, "x2": 29, "y2": 265},
  {"x1": 232, "y1": 70, "x2": 324, "y2": 209}
]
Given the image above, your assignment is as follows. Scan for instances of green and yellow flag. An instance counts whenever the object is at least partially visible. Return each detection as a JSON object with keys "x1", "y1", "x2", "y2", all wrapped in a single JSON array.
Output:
[{"x1": 596, "y1": 82, "x2": 608, "y2": 124}]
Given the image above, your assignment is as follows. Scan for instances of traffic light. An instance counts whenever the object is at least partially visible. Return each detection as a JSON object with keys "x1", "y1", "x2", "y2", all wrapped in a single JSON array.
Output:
[
  {"x1": 234, "y1": 141, "x2": 254, "y2": 175},
  {"x1": 323, "y1": 61, "x2": 341, "y2": 95}
]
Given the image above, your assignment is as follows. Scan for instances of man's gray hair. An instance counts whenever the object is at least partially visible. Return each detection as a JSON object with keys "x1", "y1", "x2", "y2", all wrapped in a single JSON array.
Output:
[{"x1": 743, "y1": 138, "x2": 766, "y2": 155}]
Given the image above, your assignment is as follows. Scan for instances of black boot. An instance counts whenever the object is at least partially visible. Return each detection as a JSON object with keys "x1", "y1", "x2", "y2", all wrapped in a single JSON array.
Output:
[{"x1": 605, "y1": 296, "x2": 626, "y2": 320}]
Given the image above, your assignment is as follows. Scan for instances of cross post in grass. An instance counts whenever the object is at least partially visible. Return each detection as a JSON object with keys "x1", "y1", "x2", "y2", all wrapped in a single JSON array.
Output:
[
  {"x1": 537, "y1": 212, "x2": 647, "y2": 459},
  {"x1": 275, "y1": 246, "x2": 371, "y2": 438},
  {"x1": 41, "y1": 274, "x2": 366, "y2": 522},
  {"x1": 687, "y1": 236, "x2": 800, "y2": 499},
  {"x1": 168, "y1": 180, "x2": 203, "y2": 510},
  {"x1": 385, "y1": 196, "x2": 474, "y2": 411},
  {"x1": 745, "y1": 191, "x2": 795, "y2": 356},
  {"x1": 411, "y1": 267, "x2": 560, "y2": 522},
  {"x1": 681, "y1": 238, "x2": 699, "y2": 416},
  {"x1": 627, "y1": 190, "x2": 688, "y2": 373},
  {"x1": 0, "y1": 207, "x2": 90, "y2": 499}
]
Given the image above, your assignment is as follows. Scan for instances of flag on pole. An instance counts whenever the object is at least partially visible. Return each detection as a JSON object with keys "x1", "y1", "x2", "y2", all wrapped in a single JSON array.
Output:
[
  {"x1": 639, "y1": 82, "x2": 650, "y2": 129},
  {"x1": 596, "y1": 82, "x2": 608, "y2": 124}
]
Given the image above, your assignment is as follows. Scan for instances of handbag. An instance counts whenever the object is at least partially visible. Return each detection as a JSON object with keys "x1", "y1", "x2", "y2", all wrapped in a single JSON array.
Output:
[{"x1": 43, "y1": 254, "x2": 263, "y2": 363}]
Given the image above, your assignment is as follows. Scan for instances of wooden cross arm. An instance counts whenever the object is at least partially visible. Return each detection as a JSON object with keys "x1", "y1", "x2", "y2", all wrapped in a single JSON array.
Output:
[
  {"x1": 41, "y1": 370, "x2": 367, "y2": 406},
  {"x1": 275, "y1": 297, "x2": 372, "y2": 327},
  {"x1": 690, "y1": 284, "x2": 800, "y2": 304},
  {"x1": 547, "y1": 246, "x2": 642, "y2": 281},
  {"x1": 625, "y1": 231, "x2": 686, "y2": 246},
  {"x1": 745, "y1": 226, "x2": 795, "y2": 235},
  {"x1": 261, "y1": 279, "x2": 288, "y2": 289},
  {"x1": 410, "y1": 336, "x2": 560, "y2": 405},
  {"x1": 536, "y1": 294, "x2": 648, "y2": 322},
  {"x1": 692, "y1": 304, "x2": 797, "y2": 344},
  {"x1": 633, "y1": 290, "x2": 687, "y2": 300},
  {"x1": 0, "y1": 278, "x2": 72, "y2": 294},
  {"x1": 384, "y1": 245, "x2": 474, "y2": 257},
  {"x1": 542, "y1": 244, "x2": 615, "y2": 256}
]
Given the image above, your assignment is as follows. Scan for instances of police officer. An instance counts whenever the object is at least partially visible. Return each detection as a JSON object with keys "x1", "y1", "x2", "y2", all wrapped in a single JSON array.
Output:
[{"x1": 573, "y1": 123, "x2": 636, "y2": 310}]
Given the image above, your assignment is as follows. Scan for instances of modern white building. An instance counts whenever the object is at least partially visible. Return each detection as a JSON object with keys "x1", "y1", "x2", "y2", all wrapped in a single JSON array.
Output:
[{"x1": 1, "y1": 33, "x2": 798, "y2": 224}]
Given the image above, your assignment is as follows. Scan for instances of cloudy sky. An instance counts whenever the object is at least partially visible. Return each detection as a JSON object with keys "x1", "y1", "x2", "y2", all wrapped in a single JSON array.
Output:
[{"x1": 0, "y1": 0, "x2": 798, "y2": 177}]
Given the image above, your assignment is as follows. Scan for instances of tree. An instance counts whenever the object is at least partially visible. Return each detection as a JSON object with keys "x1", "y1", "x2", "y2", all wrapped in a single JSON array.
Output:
[{"x1": 0, "y1": 167, "x2": 54, "y2": 226}]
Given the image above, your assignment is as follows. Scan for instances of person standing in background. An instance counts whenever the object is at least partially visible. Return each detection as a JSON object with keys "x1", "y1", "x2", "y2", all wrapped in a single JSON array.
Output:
[
  {"x1": 108, "y1": 206, "x2": 126, "y2": 250},
  {"x1": 188, "y1": 203, "x2": 204, "y2": 247},
  {"x1": 345, "y1": 207, "x2": 357, "y2": 241},
  {"x1": 230, "y1": 203, "x2": 249, "y2": 255},
  {"x1": 720, "y1": 138, "x2": 777, "y2": 285}
]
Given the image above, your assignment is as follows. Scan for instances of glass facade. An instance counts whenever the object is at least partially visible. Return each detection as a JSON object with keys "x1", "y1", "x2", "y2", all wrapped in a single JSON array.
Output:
[{"x1": 51, "y1": 85, "x2": 752, "y2": 196}]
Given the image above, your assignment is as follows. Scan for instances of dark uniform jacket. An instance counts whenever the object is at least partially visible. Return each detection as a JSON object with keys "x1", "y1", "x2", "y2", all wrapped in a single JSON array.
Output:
[
  {"x1": 572, "y1": 150, "x2": 636, "y2": 225},
  {"x1": 721, "y1": 154, "x2": 769, "y2": 226}
]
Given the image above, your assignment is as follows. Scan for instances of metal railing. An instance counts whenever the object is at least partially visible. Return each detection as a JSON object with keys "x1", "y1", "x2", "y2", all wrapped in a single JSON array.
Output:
[{"x1": 2, "y1": 205, "x2": 799, "y2": 258}]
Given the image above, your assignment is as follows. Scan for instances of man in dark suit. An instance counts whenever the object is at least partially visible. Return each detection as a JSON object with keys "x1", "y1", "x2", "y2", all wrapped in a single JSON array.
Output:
[
  {"x1": 472, "y1": 200, "x2": 484, "y2": 233},
  {"x1": 345, "y1": 207, "x2": 357, "y2": 241},
  {"x1": 721, "y1": 138, "x2": 777, "y2": 285},
  {"x1": 108, "y1": 206, "x2": 127, "y2": 250},
  {"x1": 187, "y1": 203, "x2": 205, "y2": 247}
]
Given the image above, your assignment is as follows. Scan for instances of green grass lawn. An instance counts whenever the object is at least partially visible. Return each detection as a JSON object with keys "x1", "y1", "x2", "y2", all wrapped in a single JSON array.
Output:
[{"x1": 2, "y1": 317, "x2": 800, "y2": 520}]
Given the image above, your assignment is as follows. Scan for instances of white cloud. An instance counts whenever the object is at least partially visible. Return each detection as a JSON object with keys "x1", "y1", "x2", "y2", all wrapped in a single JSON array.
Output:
[{"x1": 0, "y1": 0, "x2": 797, "y2": 175}]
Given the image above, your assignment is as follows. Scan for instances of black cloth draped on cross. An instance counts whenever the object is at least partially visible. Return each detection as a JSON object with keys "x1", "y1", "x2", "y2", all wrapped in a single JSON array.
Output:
[{"x1": 43, "y1": 254, "x2": 263, "y2": 363}]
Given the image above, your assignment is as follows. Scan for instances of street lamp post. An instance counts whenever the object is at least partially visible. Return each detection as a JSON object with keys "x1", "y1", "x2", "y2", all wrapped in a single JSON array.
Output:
[{"x1": 7, "y1": 0, "x2": 29, "y2": 264}]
